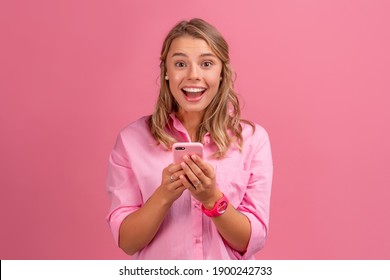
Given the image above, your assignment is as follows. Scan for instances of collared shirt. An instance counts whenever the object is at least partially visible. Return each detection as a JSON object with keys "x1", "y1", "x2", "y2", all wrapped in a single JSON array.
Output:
[{"x1": 106, "y1": 114, "x2": 273, "y2": 259}]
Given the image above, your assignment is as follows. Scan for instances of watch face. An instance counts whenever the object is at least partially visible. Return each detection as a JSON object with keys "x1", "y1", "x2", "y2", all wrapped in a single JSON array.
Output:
[{"x1": 217, "y1": 201, "x2": 228, "y2": 214}]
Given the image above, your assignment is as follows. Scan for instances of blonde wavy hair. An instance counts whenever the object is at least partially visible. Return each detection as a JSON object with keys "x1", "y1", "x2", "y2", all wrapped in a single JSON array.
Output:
[{"x1": 149, "y1": 18, "x2": 254, "y2": 158}]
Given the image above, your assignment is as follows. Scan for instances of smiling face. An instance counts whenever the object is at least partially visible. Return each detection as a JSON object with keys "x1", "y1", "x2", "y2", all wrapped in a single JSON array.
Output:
[{"x1": 165, "y1": 36, "x2": 223, "y2": 121}]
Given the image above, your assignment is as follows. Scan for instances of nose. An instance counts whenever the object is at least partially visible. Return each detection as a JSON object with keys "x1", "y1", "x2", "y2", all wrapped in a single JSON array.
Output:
[{"x1": 188, "y1": 64, "x2": 200, "y2": 80}]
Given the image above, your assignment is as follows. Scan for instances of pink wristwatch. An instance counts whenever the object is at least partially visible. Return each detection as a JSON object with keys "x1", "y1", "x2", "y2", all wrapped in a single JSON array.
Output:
[{"x1": 201, "y1": 193, "x2": 229, "y2": 217}]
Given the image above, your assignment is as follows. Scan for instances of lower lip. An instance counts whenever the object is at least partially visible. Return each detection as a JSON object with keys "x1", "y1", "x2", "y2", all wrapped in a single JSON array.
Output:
[{"x1": 183, "y1": 91, "x2": 206, "y2": 102}]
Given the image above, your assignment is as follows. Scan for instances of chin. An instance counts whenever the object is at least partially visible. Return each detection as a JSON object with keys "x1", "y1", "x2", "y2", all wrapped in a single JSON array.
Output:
[{"x1": 178, "y1": 105, "x2": 207, "y2": 114}]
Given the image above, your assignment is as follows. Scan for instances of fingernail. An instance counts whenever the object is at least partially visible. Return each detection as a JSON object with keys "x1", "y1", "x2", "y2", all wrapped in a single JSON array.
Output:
[{"x1": 191, "y1": 155, "x2": 197, "y2": 160}]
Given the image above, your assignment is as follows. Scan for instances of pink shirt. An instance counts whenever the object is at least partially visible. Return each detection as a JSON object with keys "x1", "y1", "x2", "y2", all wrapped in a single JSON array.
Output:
[{"x1": 106, "y1": 114, "x2": 273, "y2": 259}]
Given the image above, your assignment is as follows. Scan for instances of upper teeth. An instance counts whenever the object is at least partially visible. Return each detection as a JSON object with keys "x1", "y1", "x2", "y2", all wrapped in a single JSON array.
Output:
[{"x1": 183, "y1": 88, "x2": 205, "y2": 92}]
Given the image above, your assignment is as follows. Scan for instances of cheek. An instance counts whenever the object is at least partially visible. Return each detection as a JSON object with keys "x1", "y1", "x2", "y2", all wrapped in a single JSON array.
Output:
[
  {"x1": 209, "y1": 76, "x2": 222, "y2": 90},
  {"x1": 168, "y1": 77, "x2": 183, "y2": 98},
  {"x1": 169, "y1": 73, "x2": 184, "y2": 87},
  {"x1": 209, "y1": 69, "x2": 223, "y2": 86}
]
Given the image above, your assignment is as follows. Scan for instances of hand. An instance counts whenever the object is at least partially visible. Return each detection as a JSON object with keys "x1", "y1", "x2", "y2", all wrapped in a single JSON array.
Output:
[
  {"x1": 179, "y1": 155, "x2": 222, "y2": 207},
  {"x1": 155, "y1": 163, "x2": 187, "y2": 206}
]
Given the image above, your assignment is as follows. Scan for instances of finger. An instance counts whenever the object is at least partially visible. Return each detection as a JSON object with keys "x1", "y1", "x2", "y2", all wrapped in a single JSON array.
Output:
[
  {"x1": 180, "y1": 161, "x2": 203, "y2": 189},
  {"x1": 168, "y1": 176, "x2": 186, "y2": 190},
  {"x1": 173, "y1": 184, "x2": 186, "y2": 192},
  {"x1": 183, "y1": 156, "x2": 206, "y2": 182},
  {"x1": 190, "y1": 155, "x2": 215, "y2": 178},
  {"x1": 179, "y1": 174, "x2": 197, "y2": 191},
  {"x1": 166, "y1": 163, "x2": 183, "y2": 174},
  {"x1": 168, "y1": 170, "x2": 186, "y2": 183}
]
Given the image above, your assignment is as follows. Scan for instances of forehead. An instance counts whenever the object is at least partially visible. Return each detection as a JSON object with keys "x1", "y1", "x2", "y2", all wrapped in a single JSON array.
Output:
[{"x1": 167, "y1": 36, "x2": 216, "y2": 57}]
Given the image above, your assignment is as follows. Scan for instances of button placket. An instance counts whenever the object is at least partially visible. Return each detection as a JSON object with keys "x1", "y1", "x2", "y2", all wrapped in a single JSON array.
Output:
[{"x1": 191, "y1": 197, "x2": 203, "y2": 259}]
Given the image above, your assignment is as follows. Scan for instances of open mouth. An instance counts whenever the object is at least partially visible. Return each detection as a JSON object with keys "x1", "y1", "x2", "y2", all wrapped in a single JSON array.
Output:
[{"x1": 181, "y1": 87, "x2": 206, "y2": 100}]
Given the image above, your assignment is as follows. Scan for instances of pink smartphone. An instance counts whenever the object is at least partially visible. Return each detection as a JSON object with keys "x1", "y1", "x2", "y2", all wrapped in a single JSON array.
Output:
[{"x1": 172, "y1": 142, "x2": 204, "y2": 164}]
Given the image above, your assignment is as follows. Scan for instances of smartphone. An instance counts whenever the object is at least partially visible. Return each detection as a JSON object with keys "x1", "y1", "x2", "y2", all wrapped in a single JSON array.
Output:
[{"x1": 172, "y1": 142, "x2": 204, "y2": 164}]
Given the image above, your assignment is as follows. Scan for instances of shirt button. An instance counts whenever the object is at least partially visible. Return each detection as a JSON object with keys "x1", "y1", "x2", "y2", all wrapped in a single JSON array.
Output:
[
  {"x1": 194, "y1": 202, "x2": 201, "y2": 209},
  {"x1": 195, "y1": 238, "x2": 201, "y2": 244}
]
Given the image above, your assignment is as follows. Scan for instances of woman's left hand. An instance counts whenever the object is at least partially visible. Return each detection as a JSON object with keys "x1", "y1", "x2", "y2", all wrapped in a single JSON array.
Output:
[{"x1": 179, "y1": 155, "x2": 222, "y2": 207}]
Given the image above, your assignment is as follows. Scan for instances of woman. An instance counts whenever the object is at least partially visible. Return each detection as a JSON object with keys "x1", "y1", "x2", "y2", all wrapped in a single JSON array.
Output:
[{"x1": 106, "y1": 18, "x2": 273, "y2": 260}]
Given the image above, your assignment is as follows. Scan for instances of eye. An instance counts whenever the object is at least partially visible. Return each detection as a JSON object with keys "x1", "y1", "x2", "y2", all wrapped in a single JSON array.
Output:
[
  {"x1": 175, "y1": 61, "x2": 186, "y2": 68},
  {"x1": 202, "y1": 61, "x2": 213, "y2": 68}
]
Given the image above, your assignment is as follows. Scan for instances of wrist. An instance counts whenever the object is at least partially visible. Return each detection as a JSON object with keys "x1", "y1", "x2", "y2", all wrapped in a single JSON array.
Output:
[
  {"x1": 152, "y1": 187, "x2": 175, "y2": 209},
  {"x1": 202, "y1": 191, "x2": 223, "y2": 210},
  {"x1": 201, "y1": 192, "x2": 229, "y2": 217}
]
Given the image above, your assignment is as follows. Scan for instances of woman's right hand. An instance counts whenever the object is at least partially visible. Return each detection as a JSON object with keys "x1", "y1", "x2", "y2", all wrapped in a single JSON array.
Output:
[
  {"x1": 118, "y1": 163, "x2": 186, "y2": 255},
  {"x1": 155, "y1": 163, "x2": 187, "y2": 206}
]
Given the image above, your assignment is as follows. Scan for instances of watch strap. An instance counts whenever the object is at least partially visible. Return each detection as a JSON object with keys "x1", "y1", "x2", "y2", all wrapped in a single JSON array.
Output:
[{"x1": 201, "y1": 193, "x2": 229, "y2": 217}]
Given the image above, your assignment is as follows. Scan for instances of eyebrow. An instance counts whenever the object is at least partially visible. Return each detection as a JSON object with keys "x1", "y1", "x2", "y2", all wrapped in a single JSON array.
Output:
[{"x1": 171, "y1": 52, "x2": 217, "y2": 58}]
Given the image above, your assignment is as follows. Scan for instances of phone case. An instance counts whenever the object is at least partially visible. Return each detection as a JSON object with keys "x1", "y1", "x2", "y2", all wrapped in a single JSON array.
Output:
[{"x1": 172, "y1": 142, "x2": 204, "y2": 164}]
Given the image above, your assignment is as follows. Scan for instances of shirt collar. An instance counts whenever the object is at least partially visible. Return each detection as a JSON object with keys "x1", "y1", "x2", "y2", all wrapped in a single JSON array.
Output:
[{"x1": 168, "y1": 113, "x2": 211, "y2": 144}]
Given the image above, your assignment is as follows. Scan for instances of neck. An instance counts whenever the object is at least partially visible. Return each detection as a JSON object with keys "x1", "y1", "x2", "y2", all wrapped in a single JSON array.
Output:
[{"x1": 176, "y1": 111, "x2": 204, "y2": 142}]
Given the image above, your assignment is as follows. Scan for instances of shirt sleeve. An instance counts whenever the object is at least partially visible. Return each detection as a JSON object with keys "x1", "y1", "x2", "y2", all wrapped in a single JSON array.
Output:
[
  {"x1": 236, "y1": 126, "x2": 273, "y2": 259},
  {"x1": 106, "y1": 134, "x2": 142, "y2": 246}
]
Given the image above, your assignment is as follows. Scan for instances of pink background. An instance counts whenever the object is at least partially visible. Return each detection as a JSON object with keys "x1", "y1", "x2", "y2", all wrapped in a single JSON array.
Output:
[{"x1": 1, "y1": 0, "x2": 389, "y2": 259}]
